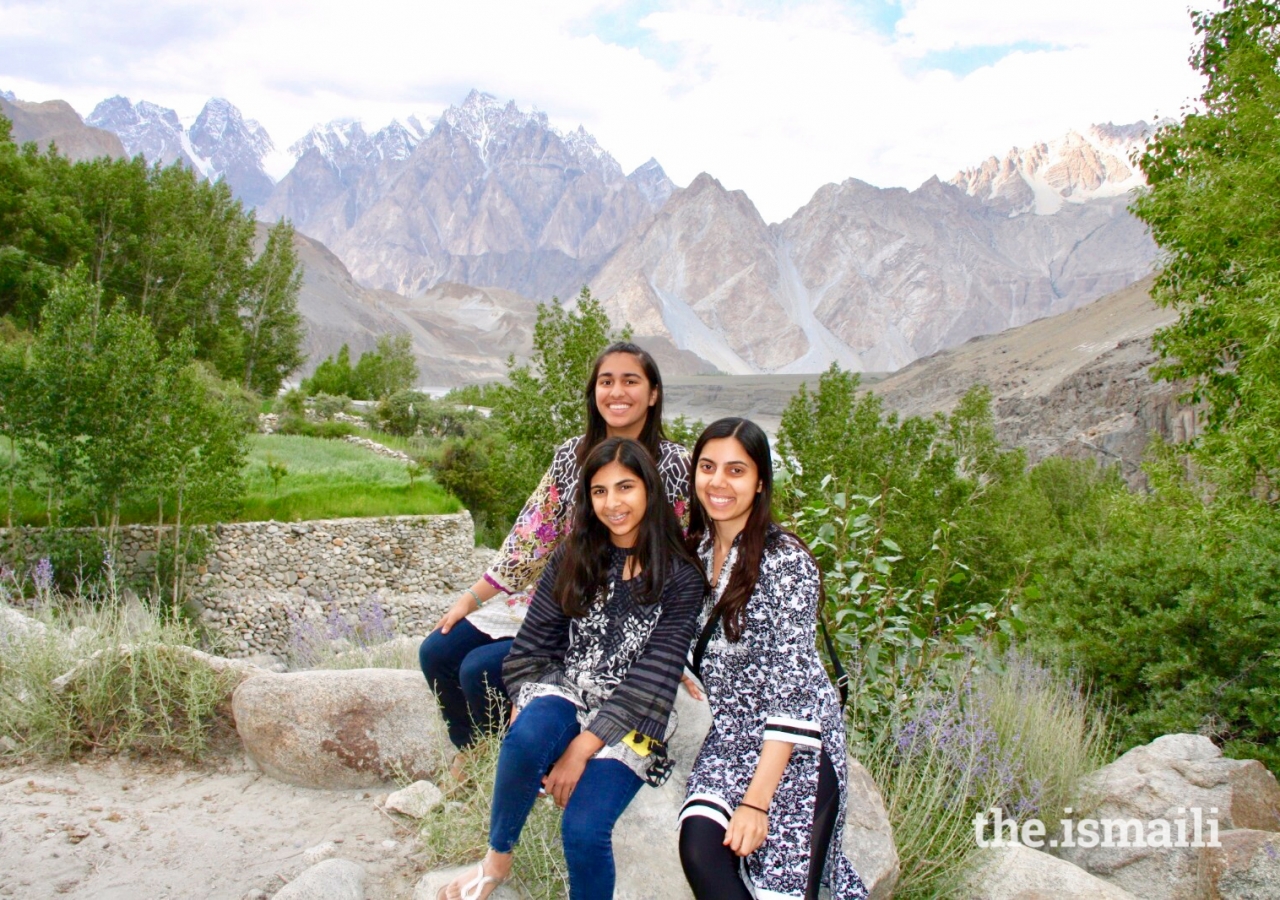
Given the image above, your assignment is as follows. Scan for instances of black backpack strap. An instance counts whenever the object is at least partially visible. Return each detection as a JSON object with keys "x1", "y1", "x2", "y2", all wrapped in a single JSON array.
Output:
[
  {"x1": 689, "y1": 609, "x2": 720, "y2": 681},
  {"x1": 819, "y1": 616, "x2": 849, "y2": 708}
]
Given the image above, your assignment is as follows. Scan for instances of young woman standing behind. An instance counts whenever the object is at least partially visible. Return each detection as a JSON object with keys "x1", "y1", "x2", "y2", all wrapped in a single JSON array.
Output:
[
  {"x1": 419, "y1": 343, "x2": 690, "y2": 756},
  {"x1": 678, "y1": 418, "x2": 866, "y2": 900}
]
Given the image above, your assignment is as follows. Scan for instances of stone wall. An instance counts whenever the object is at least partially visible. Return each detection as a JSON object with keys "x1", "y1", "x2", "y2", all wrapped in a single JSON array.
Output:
[{"x1": 0, "y1": 513, "x2": 483, "y2": 657}]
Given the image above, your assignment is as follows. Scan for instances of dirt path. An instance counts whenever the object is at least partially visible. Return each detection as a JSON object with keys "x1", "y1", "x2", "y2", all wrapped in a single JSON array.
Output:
[{"x1": 0, "y1": 753, "x2": 430, "y2": 899}]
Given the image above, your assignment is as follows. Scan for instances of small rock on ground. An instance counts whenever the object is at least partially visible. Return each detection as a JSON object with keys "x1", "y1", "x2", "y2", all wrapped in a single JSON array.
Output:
[
  {"x1": 385, "y1": 780, "x2": 445, "y2": 819},
  {"x1": 273, "y1": 858, "x2": 366, "y2": 900}
]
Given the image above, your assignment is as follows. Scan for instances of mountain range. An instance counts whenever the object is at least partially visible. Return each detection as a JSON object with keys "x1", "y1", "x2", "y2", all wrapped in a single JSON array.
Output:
[{"x1": 9, "y1": 89, "x2": 1161, "y2": 381}]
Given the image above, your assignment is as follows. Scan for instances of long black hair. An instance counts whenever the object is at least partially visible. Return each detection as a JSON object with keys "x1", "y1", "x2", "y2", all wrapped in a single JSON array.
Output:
[
  {"x1": 578, "y1": 342, "x2": 667, "y2": 466},
  {"x1": 554, "y1": 437, "x2": 697, "y2": 617},
  {"x1": 686, "y1": 417, "x2": 815, "y2": 642}
]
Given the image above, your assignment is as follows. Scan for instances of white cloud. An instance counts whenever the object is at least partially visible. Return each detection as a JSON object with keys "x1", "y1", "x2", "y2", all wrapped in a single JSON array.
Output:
[{"x1": 0, "y1": 0, "x2": 1204, "y2": 222}]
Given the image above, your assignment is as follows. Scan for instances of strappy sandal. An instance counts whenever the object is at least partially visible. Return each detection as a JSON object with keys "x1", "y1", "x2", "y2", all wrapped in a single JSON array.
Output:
[{"x1": 436, "y1": 861, "x2": 508, "y2": 900}]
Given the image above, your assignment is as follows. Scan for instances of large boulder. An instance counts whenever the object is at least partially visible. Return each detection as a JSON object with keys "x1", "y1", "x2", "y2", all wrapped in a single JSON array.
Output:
[
  {"x1": 612, "y1": 691, "x2": 898, "y2": 900},
  {"x1": 1204, "y1": 829, "x2": 1280, "y2": 900},
  {"x1": 232, "y1": 668, "x2": 448, "y2": 789},
  {"x1": 1059, "y1": 734, "x2": 1280, "y2": 900},
  {"x1": 969, "y1": 843, "x2": 1140, "y2": 899}
]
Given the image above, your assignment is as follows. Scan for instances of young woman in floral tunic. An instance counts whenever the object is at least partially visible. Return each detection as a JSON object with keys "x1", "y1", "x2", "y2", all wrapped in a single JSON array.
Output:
[
  {"x1": 679, "y1": 418, "x2": 867, "y2": 900},
  {"x1": 418, "y1": 343, "x2": 690, "y2": 753},
  {"x1": 437, "y1": 437, "x2": 705, "y2": 900}
]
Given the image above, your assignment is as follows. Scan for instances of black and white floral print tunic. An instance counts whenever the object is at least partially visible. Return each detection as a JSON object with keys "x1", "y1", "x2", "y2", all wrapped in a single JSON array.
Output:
[{"x1": 680, "y1": 526, "x2": 867, "y2": 900}]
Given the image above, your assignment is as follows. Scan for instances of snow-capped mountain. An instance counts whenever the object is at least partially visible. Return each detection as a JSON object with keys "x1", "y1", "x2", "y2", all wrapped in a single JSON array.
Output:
[
  {"x1": 0, "y1": 89, "x2": 15, "y2": 102},
  {"x1": 950, "y1": 122, "x2": 1151, "y2": 216},
  {"x1": 87, "y1": 97, "x2": 277, "y2": 207},
  {"x1": 88, "y1": 96, "x2": 196, "y2": 170},
  {"x1": 261, "y1": 90, "x2": 677, "y2": 301},
  {"x1": 288, "y1": 116, "x2": 428, "y2": 173}
]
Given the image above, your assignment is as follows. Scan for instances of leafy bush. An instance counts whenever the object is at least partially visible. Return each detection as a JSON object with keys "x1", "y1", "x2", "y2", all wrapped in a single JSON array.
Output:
[
  {"x1": 787, "y1": 481, "x2": 1025, "y2": 731},
  {"x1": 1029, "y1": 450, "x2": 1280, "y2": 772},
  {"x1": 432, "y1": 426, "x2": 537, "y2": 547},
  {"x1": 311, "y1": 392, "x2": 351, "y2": 420},
  {"x1": 272, "y1": 418, "x2": 357, "y2": 439},
  {"x1": 375, "y1": 391, "x2": 482, "y2": 438}
]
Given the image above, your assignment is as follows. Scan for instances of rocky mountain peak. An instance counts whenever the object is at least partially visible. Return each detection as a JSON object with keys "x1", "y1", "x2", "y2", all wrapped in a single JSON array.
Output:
[
  {"x1": 0, "y1": 89, "x2": 14, "y2": 102},
  {"x1": 627, "y1": 158, "x2": 675, "y2": 207},
  {"x1": 88, "y1": 96, "x2": 190, "y2": 168},
  {"x1": 289, "y1": 116, "x2": 427, "y2": 172},
  {"x1": 190, "y1": 98, "x2": 274, "y2": 165},
  {"x1": 949, "y1": 122, "x2": 1150, "y2": 216},
  {"x1": 436, "y1": 90, "x2": 546, "y2": 163},
  {"x1": 87, "y1": 95, "x2": 276, "y2": 207}
]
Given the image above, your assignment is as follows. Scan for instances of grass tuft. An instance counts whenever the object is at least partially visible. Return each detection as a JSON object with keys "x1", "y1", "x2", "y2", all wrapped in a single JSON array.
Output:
[
  {"x1": 0, "y1": 595, "x2": 237, "y2": 761},
  {"x1": 417, "y1": 700, "x2": 570, "y2": 900},
  {"x1": 855, "y1": 649, "x2": 1112, "y2": 899}
]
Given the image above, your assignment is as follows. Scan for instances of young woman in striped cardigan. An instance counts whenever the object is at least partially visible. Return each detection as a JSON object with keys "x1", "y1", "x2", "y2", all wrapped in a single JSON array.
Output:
[{"x1": 438, "y1": 437, "x2": 704, "y2": 900}]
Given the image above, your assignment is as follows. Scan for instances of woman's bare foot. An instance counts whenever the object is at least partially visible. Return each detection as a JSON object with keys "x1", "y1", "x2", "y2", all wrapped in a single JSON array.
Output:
[
  {"x1": 448, "y1": 748, "x2": 475, "y2": 783},
  {"x1": 437, "y1": 851, "x2": 512, "y2": 900}
]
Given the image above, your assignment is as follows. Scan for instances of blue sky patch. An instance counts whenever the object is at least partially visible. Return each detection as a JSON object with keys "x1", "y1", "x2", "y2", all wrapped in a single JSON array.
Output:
[
  {"x1": 912, "y1": 41, "x2": 1062, "y2": 77},
  {"x1": 577, "y1": 0, "x2": 905, "y2": 69}
]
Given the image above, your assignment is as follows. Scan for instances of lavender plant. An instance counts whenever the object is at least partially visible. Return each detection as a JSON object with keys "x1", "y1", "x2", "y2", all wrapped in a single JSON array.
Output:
[
  {"x1": 285, "y1": 593, "x2": 411, "y2": 670},
  {"x1": 859, "y1": 653, "x2": 1110, "y2": 898}
]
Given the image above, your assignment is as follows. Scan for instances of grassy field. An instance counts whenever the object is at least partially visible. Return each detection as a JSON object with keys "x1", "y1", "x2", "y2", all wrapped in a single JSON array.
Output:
[
  {"x1": 1, "y1": 434, "x2": 461, "y2": 526},
  {"x1": 239, "y1": 434, "x2": 460, "y2": 522}
]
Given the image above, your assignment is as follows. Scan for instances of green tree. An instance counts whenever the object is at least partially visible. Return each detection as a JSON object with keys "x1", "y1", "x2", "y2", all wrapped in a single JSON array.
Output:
[
  {"x1": 1131, "y1": 0, "x2": 1280, "y2": 496},
  {"x1": 0, "y1": 121, "x2": 305, "y2": 393},
  {"x1": 303, "y1": 344, "x2": 357, "y2": 397},
  {"x1": 353, "y1": 332, "x2": 418, "y2": 400},
  {"x1": 241, "y1": 220, "x2": 304, "y2": 396}
]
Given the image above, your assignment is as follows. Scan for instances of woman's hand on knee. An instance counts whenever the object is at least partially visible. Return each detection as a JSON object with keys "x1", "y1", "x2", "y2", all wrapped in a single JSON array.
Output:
[
  {"x1": 543, "y1": 754, "x2": 586, "y2": 809},
  {"x1": 542, "y1": 732, "x2": 603, "y2": 808},
  {"x1": 723, "y1": 805, "x2": 768, "y2": 857},
  {"x1": 436, "y1": 593, "x2": 479, "y2": 633}
]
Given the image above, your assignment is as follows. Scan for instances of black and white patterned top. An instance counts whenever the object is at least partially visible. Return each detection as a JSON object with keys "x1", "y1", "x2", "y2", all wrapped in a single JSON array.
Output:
[
  {"x1": 468, "y1": 435, "x2": 691, "y2": 639},
  {"x1": 503, "y1": 545, "x2": 704, "y2": 780},
  {"x1": 680, "y1": 526, "x2": 867, "y2": 900}
]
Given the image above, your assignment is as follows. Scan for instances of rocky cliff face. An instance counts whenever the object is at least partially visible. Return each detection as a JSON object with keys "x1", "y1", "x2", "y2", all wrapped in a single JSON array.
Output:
[
  {"x1": 87, "y1": 96, "x2": 276, "y2": 207},
  {"x1": 2, "y1": 97, "x2": 124, "y2": 161},
  {"x1": 263, "y1": 90, "x2": 676, "y2": 304},
  {"x1": 869, "y1": 276, "x2": 1193, "y2": 486},
  {"x1": 284, "y1": 225, "x2": 537, "y2": 386},
  {"x1": 592, "y1": 158, "x2": 1155, "y2": 374}
]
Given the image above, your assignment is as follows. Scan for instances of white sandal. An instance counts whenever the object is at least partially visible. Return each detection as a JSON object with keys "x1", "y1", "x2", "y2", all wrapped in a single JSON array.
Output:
[{"x1": 437, "y1": 861, "x2": 507, "y2": 900}]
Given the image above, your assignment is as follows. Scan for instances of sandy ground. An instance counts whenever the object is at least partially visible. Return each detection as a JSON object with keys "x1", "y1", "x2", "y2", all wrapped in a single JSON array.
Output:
[{"x1": 0, "y1": 751, "x2": 429, "y2": 900}]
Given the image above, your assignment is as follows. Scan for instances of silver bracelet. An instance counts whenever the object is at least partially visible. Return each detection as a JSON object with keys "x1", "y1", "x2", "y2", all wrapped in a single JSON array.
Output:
[{"x1": 463, "y1": 588, "x2": 481, "y2": 607}]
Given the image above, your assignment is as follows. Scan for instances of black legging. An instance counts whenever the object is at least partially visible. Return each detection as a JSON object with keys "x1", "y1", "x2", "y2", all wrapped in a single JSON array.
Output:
[{"x1": 679, "y1": 750, "x2": 840, "y2": 900}]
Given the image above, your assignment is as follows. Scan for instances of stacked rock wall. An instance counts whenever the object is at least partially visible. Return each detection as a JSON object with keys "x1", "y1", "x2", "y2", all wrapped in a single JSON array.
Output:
[{"x1": 0, "y1": 514, "x2": 480, "y2": 657}]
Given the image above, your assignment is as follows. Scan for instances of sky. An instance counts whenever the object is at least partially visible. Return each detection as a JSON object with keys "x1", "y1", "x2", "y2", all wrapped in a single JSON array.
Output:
[{"x1": 0, "y1": 0, "x2": 1207, "y2": 223}]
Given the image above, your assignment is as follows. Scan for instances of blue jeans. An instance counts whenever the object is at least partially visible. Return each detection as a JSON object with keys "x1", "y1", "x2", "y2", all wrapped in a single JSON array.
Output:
[
  {"x1": 419, "y1": 619, "x2": 512, "y2": 749},
  {"x1": 490, "y1": 696, "x2": 643, "y2": 899}
]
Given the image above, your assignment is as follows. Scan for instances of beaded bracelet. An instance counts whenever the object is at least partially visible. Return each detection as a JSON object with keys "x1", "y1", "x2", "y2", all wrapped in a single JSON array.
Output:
[
  {"x1": 738, "y1": 801, "x2": 769, "y2": 815},
  {"x1": 463, "y1": 588, "x2": 481, "y2": 606}
]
